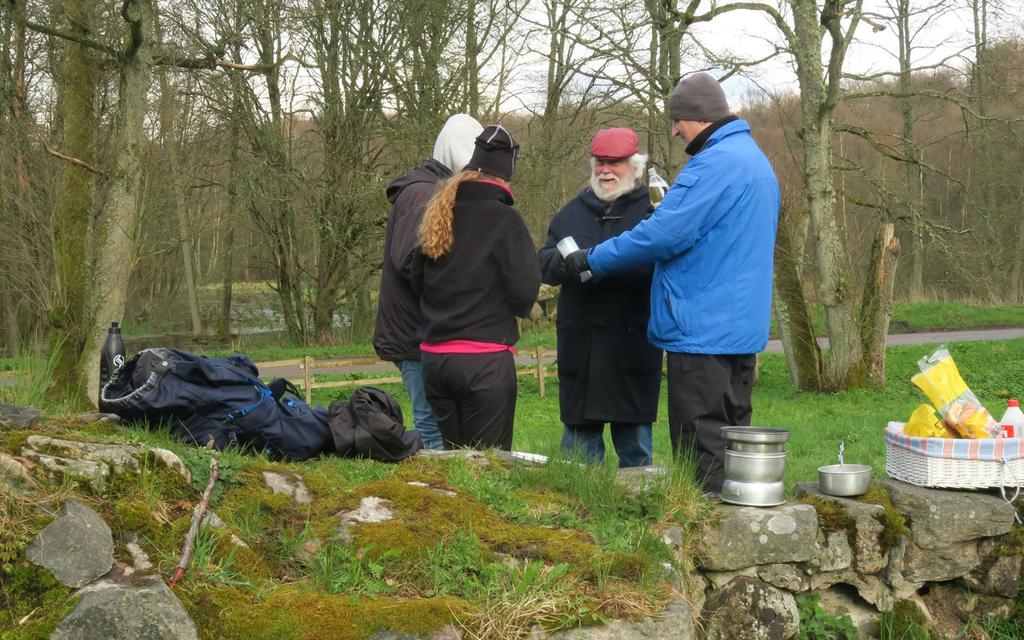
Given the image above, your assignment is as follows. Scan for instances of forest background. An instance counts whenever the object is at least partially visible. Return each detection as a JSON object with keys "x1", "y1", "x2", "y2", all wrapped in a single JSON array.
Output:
[{"x1": 1, "y1": 0, "x2": 1022, "y2": 407}]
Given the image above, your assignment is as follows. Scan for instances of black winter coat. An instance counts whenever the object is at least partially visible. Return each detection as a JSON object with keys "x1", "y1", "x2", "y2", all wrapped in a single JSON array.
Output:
[
  {"x1": 410, "y1": 180, "x2": 540, "y2": 345},
  {"x1": 537, "y1": 185, "x2": 663, "y2": 425},
  {"x1": 373, "y1": 160, "x2": 450, "y2": 362}
]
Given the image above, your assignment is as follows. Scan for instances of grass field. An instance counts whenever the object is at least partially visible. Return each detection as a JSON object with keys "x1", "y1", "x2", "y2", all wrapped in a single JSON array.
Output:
[
  {"x1": 2, "y1": 333, "x2": 1022, "y2": 638},
  {"x1": 306, "y1": 338, "x2": 1024, "y2": 492}
]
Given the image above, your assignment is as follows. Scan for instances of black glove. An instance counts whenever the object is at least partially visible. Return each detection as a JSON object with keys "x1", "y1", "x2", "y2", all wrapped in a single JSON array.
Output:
[{"x1": 564, "y1": 249, "x2": 591, "y2": 280}]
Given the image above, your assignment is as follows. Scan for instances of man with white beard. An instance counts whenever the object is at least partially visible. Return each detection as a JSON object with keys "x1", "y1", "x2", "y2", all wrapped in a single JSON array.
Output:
[{"x1": 537, "y1": 128, "x2": 663, "y2": 467}]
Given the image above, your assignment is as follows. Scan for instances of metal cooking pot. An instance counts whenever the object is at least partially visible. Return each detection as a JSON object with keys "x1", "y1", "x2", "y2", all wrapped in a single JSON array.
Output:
[
  {"x1": 724, "y1": 449, "x2": 786, "y2": 484},
  {"x1": 720, "y1": 478, "x2": 786, "y2": 507}
]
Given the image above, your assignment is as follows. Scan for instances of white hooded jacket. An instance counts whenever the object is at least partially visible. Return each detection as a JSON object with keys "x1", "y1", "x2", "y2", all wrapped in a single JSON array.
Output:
[{"x1": 432, "y1": 113, "x2": 483, "y2": 173}]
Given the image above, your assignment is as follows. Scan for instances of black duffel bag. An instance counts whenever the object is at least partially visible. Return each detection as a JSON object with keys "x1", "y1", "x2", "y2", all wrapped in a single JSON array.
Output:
[{"x1": 100, "y1": 347, "x2": 332, "y2": 461}]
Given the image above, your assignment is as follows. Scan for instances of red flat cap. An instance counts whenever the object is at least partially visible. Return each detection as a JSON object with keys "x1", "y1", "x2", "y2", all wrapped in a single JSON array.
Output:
[{"x1": 590, "y1": 128, "x2": 640, "y2": 160}]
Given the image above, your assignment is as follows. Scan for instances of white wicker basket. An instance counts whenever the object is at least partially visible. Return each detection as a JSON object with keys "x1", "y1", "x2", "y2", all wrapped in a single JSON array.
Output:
[{"x1": 885, "y1": 440, "x2": 1024, "y2": 488}]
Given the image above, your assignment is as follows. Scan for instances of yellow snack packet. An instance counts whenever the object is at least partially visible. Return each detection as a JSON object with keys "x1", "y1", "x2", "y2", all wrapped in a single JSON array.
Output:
[
  {"x1": 910, "y1": 346, "x2": 998, "y2": 439},
  {"x1": 903, "y1": 404, "x2": 949, "y2": 438}
]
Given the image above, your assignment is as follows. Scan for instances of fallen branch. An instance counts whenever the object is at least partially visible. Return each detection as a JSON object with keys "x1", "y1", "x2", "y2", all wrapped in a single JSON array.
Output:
[{"x1": 167, "y1": 456, "x2": 219, "y2": 588}]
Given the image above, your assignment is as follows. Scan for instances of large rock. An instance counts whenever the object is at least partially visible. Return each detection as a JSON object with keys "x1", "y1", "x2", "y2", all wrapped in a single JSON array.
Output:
[
  {"x1": 961, "y1": 538, "x2": 1023, "y2": 598},
  {"x1": 880, "y1": 479, "x2": 1015, "y2": 549},
  {"x1": 0, "y1": 451, "x2": 36, "y2": 492},
  {"x1": 757, "y1": 564, "x2": 809, "y2": 592},
  {"x1": 808, "y1": 570, "x2": 895, "y2": 612},
  {"x1": 795, "y1": 484, "x2": 888, "y2": 573},
  {"x1": 534, "y1": 597, "x2": 694, "y2": 640},
  {"x1": 0, "y1": 403, "x2": 41, "y2": 429},
  {"x1": 810, "y1": 531, "x2": 853, "y2": 573},
  {"x1": 898, "y1": 539, "x2": 981, "y2": 583},
  {"x1": 881, "y1": 537, "x2": 925, "y2": 600},
  {"x1": 51, "y1": 575, "x2": 198, "y2": 640},
  {"x1": 20, "y1": 452, "x2": 109, "y2": 485},
  {"x1": 700, "y1": 503, "x2": 818, "y2": 571},
  {"x1": 917, "y1": 583, "x2": 1014, "y2": 638},
  {"x1": 20, "y1": 436, "x2": 191, "y2": 484},
  {"x1": 703, "y1": 567, "x2": 758, "y2": 590},
  {"x1": 26, "y1": 499, "x2": 113, "y2": 588},
  {"x1": 815, "y1": 587, "x2": 881, "y2": 639},
  {"x1": 702, "y1": 577, "x2": 799, "y2": 640}
]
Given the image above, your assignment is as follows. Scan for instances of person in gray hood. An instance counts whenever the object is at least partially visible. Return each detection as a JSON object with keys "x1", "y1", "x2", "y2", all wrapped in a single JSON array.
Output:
[{"x1": 373, "y1": 114, "x2": 483, "y2": 449}]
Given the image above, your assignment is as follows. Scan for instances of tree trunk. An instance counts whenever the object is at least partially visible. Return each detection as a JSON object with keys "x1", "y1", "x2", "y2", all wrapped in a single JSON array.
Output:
[
  {"x1": 251, "y1": 0, "x2": 305, "y2": 343},
  {"x1": 792, "y1": 0, "x2": 866, "y2": 390},
  {"x1": 858, "y1": 223, "x2": 900, "y2": 386},
  {"x1": 219, "y1": 121, "x2": 240, "y2": 338},
  {"x1": 50, "y1": 0, "x2": 98, "y2": 403},
  {"x1": 81, "y1": 0, "x2": 154, "y2": 406},
  {"x1": 1011, "y1": 199, "x2": 1024, "y2": 303},
  {"x1": 896, "y1": 0, "x2": 924, "y2": 298},
  {"x1": 773, "y1": 206, "x2": 822, "y2": 391},
  {"x1": 1, "y1": 0, "x2": 26, "y2": 357}
]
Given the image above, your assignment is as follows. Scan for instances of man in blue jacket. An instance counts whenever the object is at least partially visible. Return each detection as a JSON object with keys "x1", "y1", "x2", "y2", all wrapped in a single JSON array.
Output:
[{"x1": 565, "y1": 73, "x2": 780, "y2": 492}]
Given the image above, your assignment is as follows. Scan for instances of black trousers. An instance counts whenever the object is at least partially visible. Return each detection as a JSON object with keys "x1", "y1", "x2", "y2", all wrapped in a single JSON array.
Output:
[
  {"x1": 667, "y1": 352, "x2": 755, "y2": 492},
  {"x1": 421, "y1": 351, "x2": 517, "y2": 451}
]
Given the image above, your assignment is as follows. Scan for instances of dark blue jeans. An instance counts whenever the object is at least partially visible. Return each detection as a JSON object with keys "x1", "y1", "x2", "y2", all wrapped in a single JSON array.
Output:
[
  {"x1": 561, "y1": 423, "x2": 653, "y2": 468},
  {"x1": 396, "y1": 360, "x2": 443, "y2": 450}
]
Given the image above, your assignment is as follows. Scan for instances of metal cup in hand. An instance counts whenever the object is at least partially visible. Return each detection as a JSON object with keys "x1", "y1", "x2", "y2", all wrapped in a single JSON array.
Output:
[{"x1": 556, "y1": 236, "x2": 592, "y2": 282}]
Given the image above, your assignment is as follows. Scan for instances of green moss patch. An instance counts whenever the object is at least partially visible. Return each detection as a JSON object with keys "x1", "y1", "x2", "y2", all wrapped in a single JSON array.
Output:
[
  {"x1": 181, "y1": 585, "x2": 464, "y2": 640},
  {"x1": 996, "y1": 522, "x2": 1024, "y2": 558},
  {"x1": 0, "y1": 561, "x2": 76, "y2": 640},
  {"x1": 858, "y1": 483, "x2": 909, "y2": 552},
  {"x1": 798, "y1": 494, "x2": 855, "y2": 535},
  {"x1": 348, "y1": 477, "x2": 600, "y2": 572}
]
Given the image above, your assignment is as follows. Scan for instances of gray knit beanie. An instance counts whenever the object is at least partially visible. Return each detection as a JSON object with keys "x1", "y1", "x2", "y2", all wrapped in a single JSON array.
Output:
[{"x1": 667, "y1": 72, "x2": 731, "y2": 122}]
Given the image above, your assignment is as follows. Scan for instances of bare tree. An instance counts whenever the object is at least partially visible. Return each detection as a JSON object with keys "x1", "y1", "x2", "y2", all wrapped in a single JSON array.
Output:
[
  {"x1": 48, "y1": 0, "x2": 100, "y2": 401},
  {"x1": 155, "y1": 12, "x2": 204, "y2": 338},
  {"x1": 81, "y1": 0, "x2": 158, "y2": 403}
]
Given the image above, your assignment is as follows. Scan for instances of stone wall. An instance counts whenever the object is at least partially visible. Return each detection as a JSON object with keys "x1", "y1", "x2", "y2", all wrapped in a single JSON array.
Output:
[{"x1": 682, "y1": 479, "x2": 1021, "y2": 639}]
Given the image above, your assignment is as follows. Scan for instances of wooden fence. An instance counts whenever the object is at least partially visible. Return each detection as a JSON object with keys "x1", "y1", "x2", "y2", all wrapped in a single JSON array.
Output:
[{"x1": 256, "y1": 346, "x2": 558, "y2": 404}]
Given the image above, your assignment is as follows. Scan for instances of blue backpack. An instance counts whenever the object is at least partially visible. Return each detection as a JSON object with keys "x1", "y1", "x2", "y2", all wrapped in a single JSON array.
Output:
[{"x1": 100, "y1": 347, "x2": 332, "y2": 461}]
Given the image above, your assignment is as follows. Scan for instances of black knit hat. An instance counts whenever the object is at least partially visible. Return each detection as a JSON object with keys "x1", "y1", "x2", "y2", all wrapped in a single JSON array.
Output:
[
  {"x1": 464, "y1": 124, "x2": 519, "y2": 181},
  {"x1": 667, "y1": 72, "x2": 731, "y2": 122}
]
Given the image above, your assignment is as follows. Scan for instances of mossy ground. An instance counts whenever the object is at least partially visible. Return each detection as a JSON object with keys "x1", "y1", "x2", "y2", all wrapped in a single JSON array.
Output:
[{"x1": 0, "y1": 418, "x2": 698, "y2": 639}]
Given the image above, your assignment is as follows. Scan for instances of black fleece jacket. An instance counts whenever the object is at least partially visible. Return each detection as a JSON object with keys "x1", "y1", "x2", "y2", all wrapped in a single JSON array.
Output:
[{"x1": 410, "y1": 180, "x2": 541, "y2": 346}]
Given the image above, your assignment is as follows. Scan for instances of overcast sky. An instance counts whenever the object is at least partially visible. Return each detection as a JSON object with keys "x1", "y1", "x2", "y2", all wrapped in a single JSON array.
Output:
[{"x1": 688, "y1": 0, "x2": 1023, "y2": 106}]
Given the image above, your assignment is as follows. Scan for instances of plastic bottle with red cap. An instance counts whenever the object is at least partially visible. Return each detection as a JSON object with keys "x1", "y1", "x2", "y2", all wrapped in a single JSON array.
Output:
[{"x1": 998, "y1": 399, "x2": 1024, "y2": 438}]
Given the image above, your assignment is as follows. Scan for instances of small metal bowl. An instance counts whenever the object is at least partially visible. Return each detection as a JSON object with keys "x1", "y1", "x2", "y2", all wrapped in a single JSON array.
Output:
[
  {"x1": 720, "y1": 479, "x2": 786, "y2": 507},
  {"x1": 818, "y1": 464, "x2": 872, "y2": 497}
]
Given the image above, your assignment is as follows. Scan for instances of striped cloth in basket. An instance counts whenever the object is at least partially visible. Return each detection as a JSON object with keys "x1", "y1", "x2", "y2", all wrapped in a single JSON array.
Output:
[{"x1": 885, "y1": 422, "x2": 1023, "y2": 460}]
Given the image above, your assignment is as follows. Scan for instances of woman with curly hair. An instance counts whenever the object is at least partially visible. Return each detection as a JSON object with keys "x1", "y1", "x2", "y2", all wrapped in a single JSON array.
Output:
[{"x1": 410, "y1": 124, "x2": 541, "y2": 451}]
